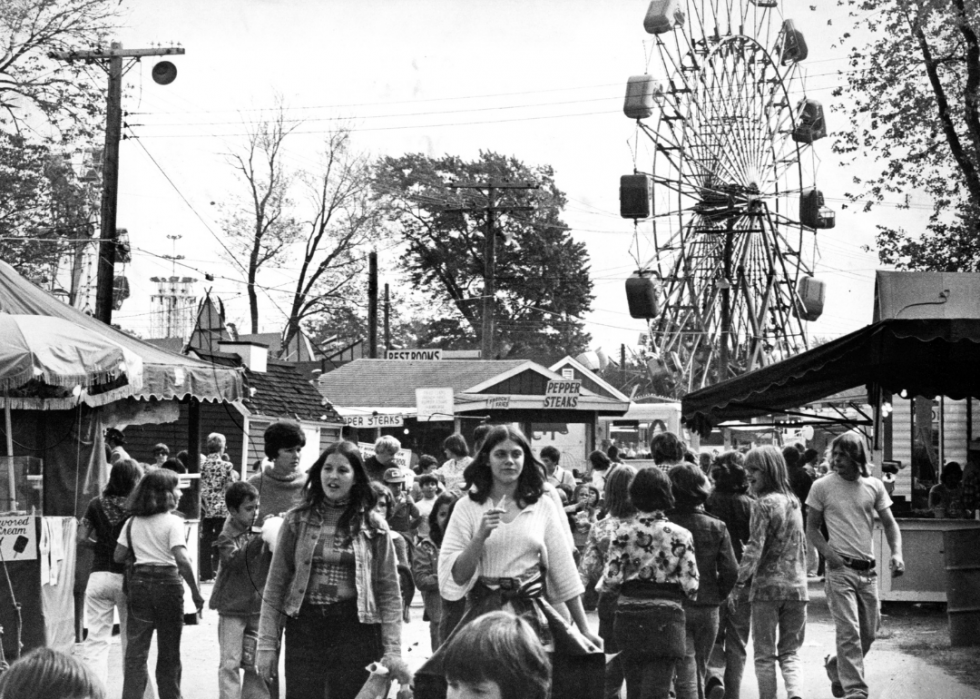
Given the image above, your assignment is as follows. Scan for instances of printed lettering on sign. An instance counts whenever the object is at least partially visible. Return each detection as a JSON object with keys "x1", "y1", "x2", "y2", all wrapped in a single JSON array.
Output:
[
  {"x1": 342, "y1": 414, "x2": 405, "y2": 428},
  {"x1": 543, "y1": 380, "x2": 580, "y2": 409},
  {"x1": 385, "y1": 349, "x2": 443, "y2": 361},
  {"x1": 0, "y1": 515, "x2": 37, "y2": 560},
  {"x1": 486, "y1": 396, "x2": 510, "y2": 410}
]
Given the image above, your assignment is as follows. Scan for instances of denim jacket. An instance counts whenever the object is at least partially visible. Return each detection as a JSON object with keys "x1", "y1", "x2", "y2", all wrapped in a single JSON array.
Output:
[{"x1": 256, "y1": 504, "x2": 403, "y2": 657}]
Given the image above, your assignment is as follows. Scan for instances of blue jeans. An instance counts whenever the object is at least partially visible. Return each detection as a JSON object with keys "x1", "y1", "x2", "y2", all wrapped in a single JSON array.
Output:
[
  {"x1": 707, "y1": 585, "x2": 750, "y2": 699},
  {"x1": 123, "y1": 567, "x2": 185, "y2": 699},
  {"x1": 218, "y1": 614, "x2": 271, "y2": 699},
  {"x1": 676, "y1": 606, "x2": 719, "y2": 699},
  {"x1": 824, "y1": 565, "x2": 879, "y2": 699},
  {"x1": 751, "y1": 599, "x2": 807, "y2": 699}
]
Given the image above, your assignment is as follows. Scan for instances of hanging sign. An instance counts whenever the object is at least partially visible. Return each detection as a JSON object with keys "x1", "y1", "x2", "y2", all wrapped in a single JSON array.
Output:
[
  {"x1": 0, "y1": 514, "x2": 36, "y2": 561},
  {"x1": 386, "y1": 349, "x2": 443, "y2": 361},
  {"x1": 342, "y1": 413, "x2": 405, "y2": 428},
  {"x1": 543, "y1": 380, "x2": 581, "y2": 409},
  {"x1": 416, "y1": 388, "x2": 455, "y2": 422}
]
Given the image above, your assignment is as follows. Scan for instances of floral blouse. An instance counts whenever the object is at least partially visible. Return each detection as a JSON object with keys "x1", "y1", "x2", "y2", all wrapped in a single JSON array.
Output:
[
  {"x1": 601, "y1": 511, "x2": 699, "y2": 599},
  {"x1": 736, "y1": 492, "x2": 808, "y2": 602},
  {"x1": 578, "y1": 514, "x2": 623, "y2": 589},
  {"x1": 200, "y1": 453, "x2": 239, "y2": 518}
]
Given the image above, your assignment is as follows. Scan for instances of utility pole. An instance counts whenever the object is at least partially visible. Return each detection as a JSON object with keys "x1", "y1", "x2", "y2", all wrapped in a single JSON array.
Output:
[
  {"x1": 384, "y1": 283, "x2": 391, "y2": 351},
  {"x1": 447, "y1": 181, "x2": 539, "y2": 359},
  {"x1": 368, "y1": 251, "x2": 378, "y2": 358},
  {"x1": 50, "y1": 43, "x2": 185, "y2": 326}
]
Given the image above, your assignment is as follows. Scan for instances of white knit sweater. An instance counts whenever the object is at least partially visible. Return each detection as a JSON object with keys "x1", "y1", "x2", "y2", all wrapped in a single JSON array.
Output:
[{"x1": 439, "y1": 493, "x2": 584, "y2": 604}]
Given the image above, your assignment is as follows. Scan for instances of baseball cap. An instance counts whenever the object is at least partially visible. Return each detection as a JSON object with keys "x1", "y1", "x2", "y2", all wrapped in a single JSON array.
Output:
[{"x1": 383, "y1": 467, "x2": 406, "y2": 483}]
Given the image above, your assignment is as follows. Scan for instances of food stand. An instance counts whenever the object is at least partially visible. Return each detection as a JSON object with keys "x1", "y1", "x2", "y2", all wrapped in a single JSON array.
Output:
[
  {"x1": 682, "y1": 271, "x2": 980, "y2": 604},
  {"x1": 0, "y1": 260, "x2": 243, "y2": 658}
]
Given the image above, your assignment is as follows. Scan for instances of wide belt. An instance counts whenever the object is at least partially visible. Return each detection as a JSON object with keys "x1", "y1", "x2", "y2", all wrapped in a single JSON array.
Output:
[{"x1": 841, "y1": 555, "x2": 875, "y2": 571}]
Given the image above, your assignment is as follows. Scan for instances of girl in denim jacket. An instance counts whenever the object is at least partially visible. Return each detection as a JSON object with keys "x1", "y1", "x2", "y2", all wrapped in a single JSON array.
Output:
[{"x1": 255, "y1": 442, "x2": 410, "y2": 699}]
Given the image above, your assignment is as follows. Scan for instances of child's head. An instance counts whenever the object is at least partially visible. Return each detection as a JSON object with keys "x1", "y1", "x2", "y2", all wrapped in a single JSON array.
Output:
[
  {"x1": 443, "y1": 611, "x2": 551, "y2": 699},
  {"x1": 417, "y1": 454, "x2": 439, "y2": 474},
  {"x1": 575, "y1": 483, "x2": 600, "y2": 507},
  {"x1": 418, "y1": 473, "x2": 439, "y2": 498},
  {"x1": 226, "y1": 481, "x2": 259, "y2": 528},
  {"x1": 0, "y1": 646, "x2": 105, "y2": 699},
  {"x1": 429, "y1": 492, "x2": 458, "y2": 545},
  {"x1": 370, "y1": 481, "x2": 393, "y2": 519},
  {"x1": 128, "y1": 470, "x2": 181, "y2": 516},
  {"x1": 383, "y1": 467, "x2": 406, "y2": 498}
]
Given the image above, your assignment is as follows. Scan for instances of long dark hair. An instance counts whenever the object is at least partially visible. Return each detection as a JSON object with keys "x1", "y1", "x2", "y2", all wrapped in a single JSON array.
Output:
[
  {"x1": 429, "y1": 492, "x2": 459, "y2": 547},
  {"x1": 463, "y1": 425, "x2": 544, "y2": 506},
  {"x1": 128, "y1": 470, "x2": 180, "y2": 517},
  {"x1": 103, "y1": 459, "x2": 141, "y2": 498},
  {"x1": 300, "y1": 441, "x2": 377, "y2": 532}
]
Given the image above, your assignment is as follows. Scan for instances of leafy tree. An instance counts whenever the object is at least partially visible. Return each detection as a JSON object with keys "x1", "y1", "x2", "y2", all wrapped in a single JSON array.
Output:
[
  {"x1": 373, "y1": 151, "x2": 594, "y2": 362},
  {"x1": 0, "y1": 0, "x2": 117, "y2": 282},
  {"x1": 1, "y1": 0, "x2": 116, "y2": 138},
  {"x1": 833, "y1": 0, "x2": 980, "y2": 270}
]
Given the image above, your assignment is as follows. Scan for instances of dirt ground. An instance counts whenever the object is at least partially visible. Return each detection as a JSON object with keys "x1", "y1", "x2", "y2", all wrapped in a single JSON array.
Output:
[{"x1": 876, "y1": 602, "x2": 980, "y2": 692}]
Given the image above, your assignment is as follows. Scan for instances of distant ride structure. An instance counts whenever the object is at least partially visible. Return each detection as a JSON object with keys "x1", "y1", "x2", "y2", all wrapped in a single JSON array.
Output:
[{"x1": 621, "y1": 0, "x2": 832, "y2": 396}]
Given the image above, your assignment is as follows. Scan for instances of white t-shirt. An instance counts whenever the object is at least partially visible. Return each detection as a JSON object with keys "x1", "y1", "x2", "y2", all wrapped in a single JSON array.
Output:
[
  {"x1": 806, "y1": 472, "x2": 891, "y2": 561},
  {"x1": 118, "y1": 512, "x2": 187, "y2": 567}
]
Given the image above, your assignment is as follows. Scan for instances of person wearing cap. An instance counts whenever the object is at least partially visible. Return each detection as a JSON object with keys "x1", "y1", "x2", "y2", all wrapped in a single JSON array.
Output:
[{"x1": 384, "y1": 467, "x2": 422, "y2": 541}]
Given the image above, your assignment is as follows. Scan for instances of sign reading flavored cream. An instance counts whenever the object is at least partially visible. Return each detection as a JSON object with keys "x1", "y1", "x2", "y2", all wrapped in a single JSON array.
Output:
[{"x1": 0, "y1": 514, "x2": 36, "y2": 560}]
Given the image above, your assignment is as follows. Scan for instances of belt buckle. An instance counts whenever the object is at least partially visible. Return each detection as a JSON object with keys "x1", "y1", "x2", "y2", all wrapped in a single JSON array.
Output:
[{"x1": 499, "y1": 578, "x2": 518, "y2": 591}]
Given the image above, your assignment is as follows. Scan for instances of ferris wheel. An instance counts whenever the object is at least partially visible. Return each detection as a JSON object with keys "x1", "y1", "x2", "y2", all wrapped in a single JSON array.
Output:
[{"x1": 621, "y1": 0, "x2": 832, "y2": 396}]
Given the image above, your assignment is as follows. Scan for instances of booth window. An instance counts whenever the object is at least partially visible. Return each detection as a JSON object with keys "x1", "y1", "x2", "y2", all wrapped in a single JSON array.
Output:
[{"x1": 910, "y1": 396, "x2": 940, "y2": 510}]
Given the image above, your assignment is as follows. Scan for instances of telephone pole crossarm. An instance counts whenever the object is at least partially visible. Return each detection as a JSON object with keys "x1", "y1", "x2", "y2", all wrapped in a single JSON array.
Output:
[{"x1": 444, "y1": 180, "x2": 540, "y2": 359}]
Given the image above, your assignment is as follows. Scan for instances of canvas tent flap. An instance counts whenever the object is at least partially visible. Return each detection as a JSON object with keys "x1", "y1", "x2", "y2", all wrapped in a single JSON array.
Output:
[
  {"x1": 682, "y1": 318, "x2": 980, "y2": 437},
  {"x1": 0, "y1": 261, "x2": 242, "y2": 407}
]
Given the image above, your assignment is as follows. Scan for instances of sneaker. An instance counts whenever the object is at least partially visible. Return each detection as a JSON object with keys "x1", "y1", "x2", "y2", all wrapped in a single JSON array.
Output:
[
  {"x1": 705, "y1": 676, "x2": 725, "y2": 699},
  {"x1": 824, "y1": 655, "x2": 844, "y2": 698}
]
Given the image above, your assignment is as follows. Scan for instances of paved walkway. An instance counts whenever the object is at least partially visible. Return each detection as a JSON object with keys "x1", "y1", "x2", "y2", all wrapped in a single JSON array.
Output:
[{"x1": 94, "y1": 581, "x2": 980, "y2": 699}]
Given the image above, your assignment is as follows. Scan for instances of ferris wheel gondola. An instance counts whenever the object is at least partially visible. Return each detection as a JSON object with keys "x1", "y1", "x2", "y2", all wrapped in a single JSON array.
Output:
[{"x1": 621, "y1": 0, "x2": 832, "y2": 396}]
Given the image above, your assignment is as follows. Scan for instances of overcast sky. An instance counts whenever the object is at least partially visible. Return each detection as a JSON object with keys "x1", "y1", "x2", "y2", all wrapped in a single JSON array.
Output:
[{"x1": 100, "y1": 0, "x2": 926, "y2": 355}]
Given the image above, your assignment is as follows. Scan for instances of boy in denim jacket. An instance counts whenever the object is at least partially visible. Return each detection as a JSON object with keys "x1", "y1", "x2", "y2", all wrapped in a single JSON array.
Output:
[{"x1": 210, "y1": 481, "x2": 274, "y2": 699}]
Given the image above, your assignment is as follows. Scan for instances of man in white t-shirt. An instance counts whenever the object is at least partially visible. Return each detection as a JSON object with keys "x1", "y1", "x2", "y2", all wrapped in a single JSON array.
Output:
[{"x1": 806, "y1": 432, "x2": 904, "y2": 699}]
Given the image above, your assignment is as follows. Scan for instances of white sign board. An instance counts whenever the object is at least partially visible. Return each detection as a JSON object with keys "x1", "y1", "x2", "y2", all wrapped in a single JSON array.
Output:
[
  {"x1": 543, "y1": 380, "x2": 581, "y2": 409},
  {"x1": 386, "y1": 349, "x2": 443, "y2": 361},
  {"x1": 416, "y1": 387, "x2": 455, "y2": 422},
  {"x1": 342, "y1": 413, "x2": 405, "y2": 428},
  {"x1": 358, "y1": 442, "x2": 414, "y2": 471},
  {"x1": 0, "y1": 514, "x2": 36, "y2": 561}
]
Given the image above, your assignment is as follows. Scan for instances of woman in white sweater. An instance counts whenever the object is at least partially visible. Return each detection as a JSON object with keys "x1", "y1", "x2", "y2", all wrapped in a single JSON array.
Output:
[{"x1": 415, "y1": 425, "x2": 602, "y2": 699}]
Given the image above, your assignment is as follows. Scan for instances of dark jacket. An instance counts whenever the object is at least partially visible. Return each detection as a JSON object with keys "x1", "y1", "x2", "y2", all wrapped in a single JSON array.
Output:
[
  {"x1": 667, "y1": 508, "x2": 738, "y2": 607},
  {"x1": 209, "y1": 517, "x2": 270, "y2": 616},
  {"x1": 705, "y1": 491, "x2": 754, "y2": 561}
]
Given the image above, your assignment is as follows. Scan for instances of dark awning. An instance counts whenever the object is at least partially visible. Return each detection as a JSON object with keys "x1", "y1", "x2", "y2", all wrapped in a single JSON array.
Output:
[{"x1": 682, "y1": 318, "x2": 980, "y2": 437}]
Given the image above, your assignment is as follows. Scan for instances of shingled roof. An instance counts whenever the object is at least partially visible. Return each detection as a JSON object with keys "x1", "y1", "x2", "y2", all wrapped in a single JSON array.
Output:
[
  {"x1": 193, "y1": 349, "x2": 339, "y2": 423},
  {"x1": 317, "y1": 359, "x2": 532, "y2": 409}
]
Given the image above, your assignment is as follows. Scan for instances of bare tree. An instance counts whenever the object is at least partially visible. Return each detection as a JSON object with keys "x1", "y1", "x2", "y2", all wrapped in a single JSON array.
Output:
[
  {"x1": 222, "y1": 105, "x2": 301, "y2": 333},
  {"x1": 280, "y1": 127, "x2": 384, "y2": 355}
]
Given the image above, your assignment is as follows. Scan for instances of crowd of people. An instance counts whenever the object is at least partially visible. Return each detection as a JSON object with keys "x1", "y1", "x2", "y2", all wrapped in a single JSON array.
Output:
[{"x1": 56, "y1": 420, "x2": 916, "y2": 699}]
